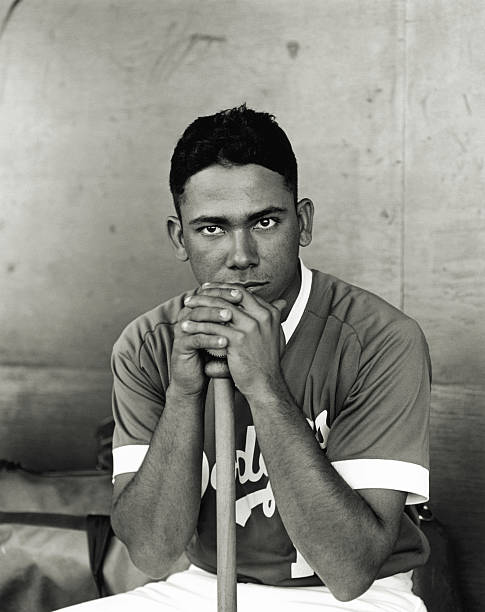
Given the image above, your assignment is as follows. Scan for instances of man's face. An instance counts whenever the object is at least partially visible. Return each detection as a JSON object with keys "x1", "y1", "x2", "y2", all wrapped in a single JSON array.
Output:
[{"x1": 168, "y1": 163, "x2": 313, "y2": 311}]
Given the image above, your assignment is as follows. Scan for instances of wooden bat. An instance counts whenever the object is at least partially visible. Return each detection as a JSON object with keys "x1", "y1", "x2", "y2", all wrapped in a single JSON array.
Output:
[{"x1": 206, "y1": 350, "x2": 237, "y2": 612}]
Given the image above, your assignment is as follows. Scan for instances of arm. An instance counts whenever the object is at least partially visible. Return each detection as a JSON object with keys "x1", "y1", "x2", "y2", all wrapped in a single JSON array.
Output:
[
  {"x1": 110, "y1": 292, "x2": 243, "y2": 577},
  {"x1": 111, "y1": 383, "x2": 205, "y2": 577},
  {"x1": 246, "y1": 377, "x2": 406, "y2": 601}
]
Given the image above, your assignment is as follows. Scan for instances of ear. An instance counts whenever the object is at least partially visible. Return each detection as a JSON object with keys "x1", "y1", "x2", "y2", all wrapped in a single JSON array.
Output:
[
  {"x1": 167, "y1": 216, "x2": 189, "y2": 261},
  {"x1": 296, "y1": 198, "x2": 314, "y2": 247}
]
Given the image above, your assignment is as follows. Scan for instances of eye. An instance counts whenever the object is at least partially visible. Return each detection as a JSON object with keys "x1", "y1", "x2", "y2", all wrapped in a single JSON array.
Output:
[
  {"x1": 200, "y1": 225, "x2": 224, "y2": 236},
  {"x1": 254, "y1": 218, "x2": 278, "y2": 230}
]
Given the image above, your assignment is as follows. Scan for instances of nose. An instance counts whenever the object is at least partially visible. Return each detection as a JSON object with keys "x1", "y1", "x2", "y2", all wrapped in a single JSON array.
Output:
[{"x1": 225, "y1": 229, "x2": 259, "y2": 269}]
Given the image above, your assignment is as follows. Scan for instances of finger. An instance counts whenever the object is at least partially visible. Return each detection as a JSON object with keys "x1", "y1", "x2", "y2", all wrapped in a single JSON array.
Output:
[
  {"x1": 181, "y1": 319, "x2": 246, "y2": 339},
  {"x1": 183, "y1": 293, "x2": 242, "y2": 310},
  {"x1": 178, "y1": 332, "x2": 228, "y2": 353},
  {"x1": 185, "y1": 292, "x2": 261, "y2": 331},
  {"x1": 241, "y1": 292, "x2": 286, "y2": 323},
  {"x1": 246, "y1": 291, "x2": 282, "y2": 312},
  {"x1": 196, "y1": 285, "x2": 245, "y2": 304},
  {"x1": 181, "y1": 319, "x2": 259, "y2": 353},
  {"x1": 183, "y1": 295, "x2": 251, "y2": 329},
  {"x1": 181, "y1": 305, "x2": 233, "y2": 324},
  {"x1": 272, "y1": 299, "x2": 287, "y2": 314},
  {"x1": 200, "y1": 284, "x2": 270, "y2": 317}
]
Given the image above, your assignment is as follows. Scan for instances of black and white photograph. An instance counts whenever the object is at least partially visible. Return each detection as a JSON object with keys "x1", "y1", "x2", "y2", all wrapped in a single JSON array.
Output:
[{"x1": 0, "y1": 2, "x2": 483, "y2": 611}]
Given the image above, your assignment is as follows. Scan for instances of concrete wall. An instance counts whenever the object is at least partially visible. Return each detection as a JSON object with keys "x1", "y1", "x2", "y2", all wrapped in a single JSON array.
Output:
[{"x1": 1, "y1": 1, "x2": 484, "y2": 609}]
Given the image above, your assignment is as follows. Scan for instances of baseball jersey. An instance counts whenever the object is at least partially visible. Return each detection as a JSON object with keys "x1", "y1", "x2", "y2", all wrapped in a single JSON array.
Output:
[{"x1": 111, "y1": 260, "x2": 431, "y2": 587}]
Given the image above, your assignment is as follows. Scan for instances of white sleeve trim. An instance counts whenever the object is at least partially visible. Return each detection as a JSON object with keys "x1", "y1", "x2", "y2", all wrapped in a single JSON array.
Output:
[
  {"x1": 331, "y1": 459, "x2": 429, "y2": 505},
  {"x1": 112, "y1": 444, "x2": 149, "y2": 482}
]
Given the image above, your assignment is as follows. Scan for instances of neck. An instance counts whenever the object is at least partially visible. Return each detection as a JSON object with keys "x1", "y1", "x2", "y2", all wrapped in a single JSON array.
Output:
[{"x1": 280, "y1": 261, "x2": 302, "y2": 323}]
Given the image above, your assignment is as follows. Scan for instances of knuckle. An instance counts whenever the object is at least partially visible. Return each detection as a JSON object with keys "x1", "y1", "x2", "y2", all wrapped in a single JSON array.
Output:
[
  {"x1": 177, "y1": 307, "x2": 189, "y2": 322},
  {"x1": 234, "y1": 330, "x2": 245, "y2": 344},
  {"x1": 199, "y1": 286, "x2": 218, "y2": 296},
  {"x1": 201, "y1": 308, "x2": 213, "y2": 321},
  {"x1": 188, "y1": 308, "x2": 202, "y2": 322},
  {"x1": 214, "y1": 289, "x2": 228, "y2": 301},
  {"x1": 246, "y1": 319, "x2": 258, "y2": 333},
  {"x1": 192, "y1": 335, "x2": 203, "y2": 349}
]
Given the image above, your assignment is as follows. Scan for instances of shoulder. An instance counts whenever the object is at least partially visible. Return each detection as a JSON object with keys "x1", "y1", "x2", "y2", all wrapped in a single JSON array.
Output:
[
  {"x1": 112, "y1": 289, "x2": 196, "y2": 362},
  {"x1": 307, "y1": 269, "x2": 428, "y2": 353}
]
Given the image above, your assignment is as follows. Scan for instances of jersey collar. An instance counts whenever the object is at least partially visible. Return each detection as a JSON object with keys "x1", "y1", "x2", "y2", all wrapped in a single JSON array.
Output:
[{"x1": 281, "y1": 259, "x2": 313, "y2": 344}]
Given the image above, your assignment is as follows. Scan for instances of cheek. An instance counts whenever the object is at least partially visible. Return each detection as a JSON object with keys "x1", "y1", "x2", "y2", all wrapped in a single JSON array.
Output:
[
  {"x1": 267, "y1": 226, "x2": 300, "y2": 259},
  {"x1": 183, "y1": 239, "x2": 226, "y2": 279},
  {"x1": 184, "y1": 236, "x2": 217, "y2": 260}
]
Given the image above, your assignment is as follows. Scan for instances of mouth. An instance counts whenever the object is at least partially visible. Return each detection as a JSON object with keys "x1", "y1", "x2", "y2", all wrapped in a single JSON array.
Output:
[{"x1": 238, "y1": 281, "x2": 268, "y2": 293}]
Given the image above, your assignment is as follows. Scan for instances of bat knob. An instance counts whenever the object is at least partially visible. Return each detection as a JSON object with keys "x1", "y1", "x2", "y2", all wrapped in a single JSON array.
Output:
[{"x1": 204, "y1": 348, "x2": 231, "y2": 379}]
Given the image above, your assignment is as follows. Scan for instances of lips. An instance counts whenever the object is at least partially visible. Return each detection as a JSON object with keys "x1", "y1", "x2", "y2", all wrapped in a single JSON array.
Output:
[
  {"x1": 240, "y1": 283, "x2": 268, "y2": 294},
  {"x1": 237, "y1": 281, "x2": 268, "y2": 290},
  {"x1": 206, "y1": 280, "x2": 269, "y2": 293}
]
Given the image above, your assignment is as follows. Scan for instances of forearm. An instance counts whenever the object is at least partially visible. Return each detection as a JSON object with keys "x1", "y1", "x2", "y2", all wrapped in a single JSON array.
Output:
[
  {"x1": 247, "y1": 379, "x2": 399, "y2": 600},
  {"x1": 111, "y1": 384, "x2": 205, "y2": 576}
]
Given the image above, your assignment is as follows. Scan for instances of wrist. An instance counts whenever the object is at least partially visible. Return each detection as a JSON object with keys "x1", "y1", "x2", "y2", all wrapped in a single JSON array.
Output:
[
  {"x1": 242, "y1": 369, "x2": 288, "y2": 405},
  {"x1": 167, "y1": 381, "x2": 207, "y2": 406}
]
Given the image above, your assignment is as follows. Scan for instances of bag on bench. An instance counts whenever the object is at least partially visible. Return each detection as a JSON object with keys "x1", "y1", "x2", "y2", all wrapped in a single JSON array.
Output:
[{"x1": 0, "y1": 462, "x2": 154, "y2": 612}]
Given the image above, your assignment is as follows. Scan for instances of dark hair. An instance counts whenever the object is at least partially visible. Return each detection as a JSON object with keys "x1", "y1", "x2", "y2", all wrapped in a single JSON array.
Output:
[{"x1": 169, "y1": 104, "x2": 297, "y2": 217}]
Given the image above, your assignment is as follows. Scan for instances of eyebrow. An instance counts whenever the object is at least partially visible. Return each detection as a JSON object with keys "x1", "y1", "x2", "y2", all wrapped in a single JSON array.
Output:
[{"x1": 188, "y1": 206, "x2": 288, "y2": 226}]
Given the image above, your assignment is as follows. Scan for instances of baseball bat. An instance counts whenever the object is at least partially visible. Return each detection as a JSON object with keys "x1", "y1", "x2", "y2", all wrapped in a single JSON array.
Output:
[{"x1": 206, "y1": 351, "x2": 237, "y2": 612}]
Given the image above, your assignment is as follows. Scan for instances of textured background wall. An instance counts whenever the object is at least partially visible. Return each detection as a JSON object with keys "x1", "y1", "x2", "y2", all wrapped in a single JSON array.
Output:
[{"x1": 0, "y1": 1, "x2": 484, "y2": 609}]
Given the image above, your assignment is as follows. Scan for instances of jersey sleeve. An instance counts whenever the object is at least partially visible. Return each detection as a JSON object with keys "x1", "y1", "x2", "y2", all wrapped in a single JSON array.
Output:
[
  {"x1": 326, "y1": 318, "x2": 431, "y2": 504},
  {"x1": 111, "y1": 334, "x2": 166, "y2": 481}
]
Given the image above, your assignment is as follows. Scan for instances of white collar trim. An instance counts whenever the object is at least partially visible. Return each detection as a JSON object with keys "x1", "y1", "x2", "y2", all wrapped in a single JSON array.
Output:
[{"x1": 281, "y1": 259, "x2": 313, "y2": 344}]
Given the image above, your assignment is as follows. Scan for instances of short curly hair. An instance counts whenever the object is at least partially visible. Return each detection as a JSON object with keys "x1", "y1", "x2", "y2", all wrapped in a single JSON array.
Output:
[{"x1": 169, "y1": 104, "x2": 298, "y2": 217}]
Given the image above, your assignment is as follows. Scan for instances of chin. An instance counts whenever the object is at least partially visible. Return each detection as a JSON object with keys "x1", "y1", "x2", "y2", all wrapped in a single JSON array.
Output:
[{"x1": 251, "y1": 285, "x2": 275, "y2": 301}]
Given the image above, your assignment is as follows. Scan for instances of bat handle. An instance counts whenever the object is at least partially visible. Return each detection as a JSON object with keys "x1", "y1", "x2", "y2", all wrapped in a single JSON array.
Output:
[{"x1": 213, "y1": 376, "x2": 237, "y2": 612}]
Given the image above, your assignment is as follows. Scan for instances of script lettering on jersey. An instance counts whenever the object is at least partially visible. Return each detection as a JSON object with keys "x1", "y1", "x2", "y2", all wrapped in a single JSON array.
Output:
[
  {"x1": 306, "y1": 409, "x2": 330, "y2": 450},
  {"x1": 202, "y1": 417, "x2": 329, "y2": 522},
  {"x1": 235, "y1": 424, "x2": 268, "y2": 483},
  {"x1": 235, "y1": 479, "x2": 275, "y2": 527},
  {"x1": 201, "y1": 425, "x2": 275, "y2": 526},
  {"x1": 200, "y1": 424, "x2": 314, "y2": 578}
]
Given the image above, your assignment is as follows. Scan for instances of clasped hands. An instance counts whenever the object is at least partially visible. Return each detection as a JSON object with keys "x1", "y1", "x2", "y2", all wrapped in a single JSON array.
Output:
[{"x1": 171, "y1": 283, "x2": 286, "y2": 398}]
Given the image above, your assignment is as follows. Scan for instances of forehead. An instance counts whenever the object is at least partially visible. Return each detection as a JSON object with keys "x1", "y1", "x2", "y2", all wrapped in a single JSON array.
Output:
[{"x1": 181, "y1": 164, "x2": 293, "y2": 219}]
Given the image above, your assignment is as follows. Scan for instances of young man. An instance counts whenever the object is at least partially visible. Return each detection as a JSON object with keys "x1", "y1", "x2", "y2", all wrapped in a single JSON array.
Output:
[{"x1": 60, "y1": 105, "x2": 430, "y2": 611}]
